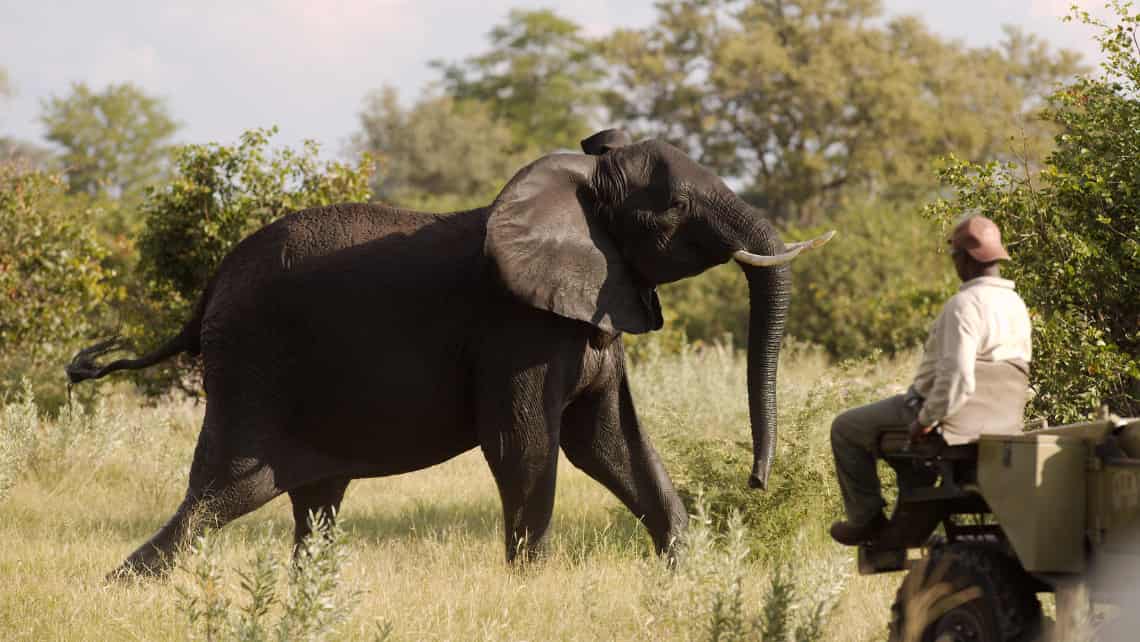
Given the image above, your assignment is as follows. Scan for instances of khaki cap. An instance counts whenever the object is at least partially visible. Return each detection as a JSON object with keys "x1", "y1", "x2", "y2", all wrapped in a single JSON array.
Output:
[{"x1": 949, "y1": 215, "x2": 1010, "y2": 262}]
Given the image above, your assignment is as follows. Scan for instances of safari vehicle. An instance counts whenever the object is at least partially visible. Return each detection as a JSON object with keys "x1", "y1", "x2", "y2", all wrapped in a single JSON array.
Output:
[{"x1": 857, "y1": 410, "x2": 1140, "y2": 642}]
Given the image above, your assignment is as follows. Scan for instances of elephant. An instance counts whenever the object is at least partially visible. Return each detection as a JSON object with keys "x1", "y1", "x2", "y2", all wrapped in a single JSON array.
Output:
[{"x1": 67, "y1": 128, "x2": 833, "y2": 577}]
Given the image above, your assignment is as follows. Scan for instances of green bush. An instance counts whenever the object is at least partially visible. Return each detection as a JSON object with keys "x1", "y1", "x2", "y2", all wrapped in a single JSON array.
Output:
[
  {"x1": 127, "y1": 128, "x2": 374, "y2": 394},
  {"x1": 638, "y1": 496, "x2": 846, "y2": 642},
  {"x1": 657, "y1": 348, "x2": 906, "y2": 558},
  {"x1": 176, "y1": 513, "x2": 370, "y2": 642},
  {"x1": 784, "y1": 203, "x2": 955, "y2": 358},
  {"x1": 925, "y1": 4, "x2": 1140, "y2": 421},
  {"x1": 657, "y1": 201, "x2": 955, "y2": 360},
  {"x1": 0, "y1": 164, "x2": 115, "y2": 407},
  {"x1": 627, "y1": 337, "x2": 917, "y2": 564}
]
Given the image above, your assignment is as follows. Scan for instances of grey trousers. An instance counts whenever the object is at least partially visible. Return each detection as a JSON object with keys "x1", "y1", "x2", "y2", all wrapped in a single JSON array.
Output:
[{"x1": 830, "y1": 394, "x2": 936, "y2": 525}]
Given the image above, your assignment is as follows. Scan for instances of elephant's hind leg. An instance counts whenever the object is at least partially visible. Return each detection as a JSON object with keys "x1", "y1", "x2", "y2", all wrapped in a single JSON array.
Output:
[
  {"x1": 288, "y1": 477, "x2": 350, "y2": 549},
  {"x1": 560, "y1": 371, "x2": 688, "y2": 556},
  {"x1": 109, "y1": 422, "x2": 281, "y2": 580}
]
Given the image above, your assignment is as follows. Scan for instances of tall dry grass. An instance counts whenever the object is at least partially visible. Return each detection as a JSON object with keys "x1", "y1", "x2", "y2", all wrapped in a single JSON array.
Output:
[{"x1": 0, "y1": 340, "x2": 918, "y2": 640}]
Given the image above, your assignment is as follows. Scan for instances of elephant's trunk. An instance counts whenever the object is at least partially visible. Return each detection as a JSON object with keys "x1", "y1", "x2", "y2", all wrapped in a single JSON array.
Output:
[{"x1": 730, "y1": 211, "x2": 792, "y2": 490}]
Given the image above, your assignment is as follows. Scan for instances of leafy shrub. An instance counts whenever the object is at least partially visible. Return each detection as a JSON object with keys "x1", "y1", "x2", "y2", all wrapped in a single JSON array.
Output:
[
  {"x1": 646, "y1": 344, "x2": 911, "y2": 557},
  {"x1": 0, "y1": 164, "x2": 115, "y2": 406},
  {"x1": 0, "y1": 379, "x2": 192, "y2": 501},
  {"x1": 925, "y1": 4, "x2": 1140, "y2": 421},
  {"x1": 1, "y1": 380, "x2": 106, "y2": 499},
  {"x1": 639, "y1": 496, "x2": 846, "y2": 642},
  {"x1": 127, "y1": 128, "x2": 374, "y2": 394},
  {"x1": 176, "y1": 512, "x2": 368, "y2": 642},
  {"x1": 657, "y1": 201, "x2": 955, "y2": 361},
  {"x1": 783, "y1": 203, "x2": 956, "y2": 359}
]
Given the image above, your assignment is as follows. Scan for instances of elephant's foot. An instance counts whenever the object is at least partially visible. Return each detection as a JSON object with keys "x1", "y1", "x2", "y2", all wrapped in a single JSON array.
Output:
[
  {"x1": 505, "y1": 529, "x2": 553, "y2": 567},
  {"x1": 105, "y1": 545, "x2": 177, "y2": 583}
]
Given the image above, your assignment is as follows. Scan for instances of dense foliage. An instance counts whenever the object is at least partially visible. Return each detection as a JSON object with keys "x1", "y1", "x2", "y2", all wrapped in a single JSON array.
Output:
[
  {"x1": 926, "y1": 4, "x2": 1140, "y2": 421},
  {"x1": 355, "y1": 90, "x2": 529, "y2": 211},
  {"x1": 601, "y1": 0, "x2": 1081, "y2": 224},
  {"x1": 659, "y1": 202, "x2": 955, "y2": 358},
  {"x1": 129, "y1": 128, "x2": 374, "y2": 393},
  {"x1": 433, "y1": 9, "x2": 605, "y2": 154},
  {"x1": 0, "y1": 165, "x2": 114, "y2": 404},
  {"x1": 41, "y1": 82, "x2": 179, "y2": 207},
  {"x1": 367, "y1": 3, "x2": 1079, "y2": 227}
]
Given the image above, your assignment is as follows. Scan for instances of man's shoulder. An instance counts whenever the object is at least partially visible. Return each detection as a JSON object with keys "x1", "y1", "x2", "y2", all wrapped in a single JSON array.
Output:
[
  {"x1": 942, "y1": 289, "x2": 981, "y2": 314},
  {"x1": 958, "y1": 280, "x2": 1025, "y2": 303},
  {"x1": 949, "y1": 282, "x2": 1030, "y2": 326}
]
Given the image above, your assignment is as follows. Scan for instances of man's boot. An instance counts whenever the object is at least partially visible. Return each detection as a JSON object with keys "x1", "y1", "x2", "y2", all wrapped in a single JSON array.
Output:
[{"x1": 829, "y1": 512, "x2": 887, "y2": 546}]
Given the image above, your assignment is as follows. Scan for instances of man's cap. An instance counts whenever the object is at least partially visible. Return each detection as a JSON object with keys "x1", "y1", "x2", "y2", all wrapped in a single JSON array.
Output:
[{"x1": 949, "y1": 215, "x2": 1010, "y2": 262}]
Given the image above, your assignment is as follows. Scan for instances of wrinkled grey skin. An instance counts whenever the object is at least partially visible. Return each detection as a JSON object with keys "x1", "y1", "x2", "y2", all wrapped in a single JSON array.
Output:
[{"x1": 68, "y1": 130, "x2": 792, "y2": 578}]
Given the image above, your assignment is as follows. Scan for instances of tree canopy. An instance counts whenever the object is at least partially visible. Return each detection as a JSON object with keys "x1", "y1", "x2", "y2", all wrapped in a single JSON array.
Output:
[
  {"x1": 40, "y1": 82, "x2": 179, "y2": 205},
  {"x1": 926, "y1": 2, "x2": 1140, "y2": 420},
  {"x1": 0, "y1": 163, "x2": 114, "y2": 405},
  {"x1": 602, "y1": 0, "x2": 1083, "y2": 223},
  {"x1": 432, "y1": 9, "x2": 606, "y2": 153},
  {"x1": 354, "y1": 88, "x2": 530, "y2": 212}
]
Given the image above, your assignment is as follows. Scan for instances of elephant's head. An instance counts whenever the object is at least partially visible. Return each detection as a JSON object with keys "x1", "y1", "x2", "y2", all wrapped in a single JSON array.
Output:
[{"x1": 485, "y1": 129, "x2": 832, "y2": 490}]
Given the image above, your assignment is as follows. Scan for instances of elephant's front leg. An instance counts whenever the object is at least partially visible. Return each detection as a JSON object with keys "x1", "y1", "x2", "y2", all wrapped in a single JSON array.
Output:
[
  {"x1": 477, "y1": 389, "x2": 561, "y2": 564},
  {"x1": 560, "y1": 364, "x2": 688, "y2": 557}
]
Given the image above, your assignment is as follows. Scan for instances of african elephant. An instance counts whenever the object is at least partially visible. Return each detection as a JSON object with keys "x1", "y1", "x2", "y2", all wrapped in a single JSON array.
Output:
[{"x1": 68, "y1": 129, "x2": 832, "y2": 577}]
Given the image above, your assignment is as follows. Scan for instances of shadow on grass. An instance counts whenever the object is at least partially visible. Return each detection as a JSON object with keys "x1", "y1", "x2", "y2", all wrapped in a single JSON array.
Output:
[{"x1": 87, "y1": 492, "x2": 655, "y2": 566}]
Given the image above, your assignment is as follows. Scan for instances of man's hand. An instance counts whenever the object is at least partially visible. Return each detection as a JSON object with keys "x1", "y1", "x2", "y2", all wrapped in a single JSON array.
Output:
[{"x1": 908, "y1": 419, "x2": 934, "y2": 444}]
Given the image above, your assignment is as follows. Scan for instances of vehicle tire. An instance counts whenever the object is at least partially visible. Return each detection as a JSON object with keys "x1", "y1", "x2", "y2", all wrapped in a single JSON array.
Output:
[{"x1": 887, "y1": 544, "x2": 1042, "y2": 642}]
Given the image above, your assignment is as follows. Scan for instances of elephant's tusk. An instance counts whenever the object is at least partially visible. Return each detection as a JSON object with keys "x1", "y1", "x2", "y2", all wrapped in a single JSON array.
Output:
[
  {"x1": 733, "y1": 247, "x2": 803, "y2": 267},
  {"x1": 733, "y1": 230, "x2": 836, "y2": 267},
  {"x1": 784, "y1": 230, "x2": 837, "y2": 253}
]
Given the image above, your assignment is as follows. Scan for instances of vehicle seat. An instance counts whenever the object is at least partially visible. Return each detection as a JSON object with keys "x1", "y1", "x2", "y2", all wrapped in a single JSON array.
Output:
[{"x1": 875, "y1": 431, "x2": 979, "y2": 501}]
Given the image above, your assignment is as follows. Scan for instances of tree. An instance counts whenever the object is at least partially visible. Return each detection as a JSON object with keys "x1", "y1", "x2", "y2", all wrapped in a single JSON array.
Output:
[
  {"x1": 129, "y1": 128, "x2": 374, "y2": 394},
  {"x1": 433, "y1": 9, "x2": 606, "y2": 153},
  {"x1": 0, "y1": 67, "x2": 11, "y2": 101},
  {"x1": 603, "y1": 0, "x2": 1083, "y2": 223},
  {"x1": 926, "y1": 2, "x2": 1140, "y2": 421},
  {"x1": 354, "y1": 88, "x2": 531, "y2": 211},
  {"x1": 0, "y1": 139, "x2": 54, "y2": 170},
  {"x1": 0, "y1": 163, "x2": 114, "y2": 405},
  {"x1": 40, "y1": 82, "x2": 179, "y2": 206},
  {"x1": 657, "y1": 201, "x2": 954, "y2": 358}
]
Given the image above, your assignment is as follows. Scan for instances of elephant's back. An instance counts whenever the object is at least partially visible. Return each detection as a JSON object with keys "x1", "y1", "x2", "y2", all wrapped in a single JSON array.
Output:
[
  {"x1": 202, "y1": 203, "x2": 487, "y2": 315},
  {"x1": 213, "y1": 203, "x2": 450, "y2": 285},
  {"x1": 198, "y1": 203, "x2": 491, "y2": 362}
]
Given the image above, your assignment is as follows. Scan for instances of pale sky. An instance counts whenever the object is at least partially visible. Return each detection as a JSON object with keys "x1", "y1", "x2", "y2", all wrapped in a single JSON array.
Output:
[{"x1": 0, "y1": 1, "x2": 1116, "y2": 157}]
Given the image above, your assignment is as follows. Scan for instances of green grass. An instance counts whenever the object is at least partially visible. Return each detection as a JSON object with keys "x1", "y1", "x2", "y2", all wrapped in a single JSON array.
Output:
[{"x1": 0, "y1": 341, "x2": 918, "y2": 640}]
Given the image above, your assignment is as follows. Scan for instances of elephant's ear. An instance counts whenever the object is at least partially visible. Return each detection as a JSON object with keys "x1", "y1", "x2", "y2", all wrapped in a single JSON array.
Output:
[
  {"x1": 581, "y1": 128, "x2": 632, "y2": 155},
  {"x1": 485, "y1": 153, "x2": 662, "y2": 334}
]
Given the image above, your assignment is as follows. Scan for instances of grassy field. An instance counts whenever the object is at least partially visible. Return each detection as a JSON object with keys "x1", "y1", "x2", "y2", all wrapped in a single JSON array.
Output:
[{"x1": 0, "y1": 341, "x2": 919, "y2": 641}]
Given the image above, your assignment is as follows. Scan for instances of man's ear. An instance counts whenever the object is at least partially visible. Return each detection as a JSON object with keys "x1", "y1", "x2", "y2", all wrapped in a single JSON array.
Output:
[
  {"x1": 581, "y1": 129, "x2": 632, "y2": 156},
  {"x1": 484, "y1": 152, "x2": 662, "y2": 334}
]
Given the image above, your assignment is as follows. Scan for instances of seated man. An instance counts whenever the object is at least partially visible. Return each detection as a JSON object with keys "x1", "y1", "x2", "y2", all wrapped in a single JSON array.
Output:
[{"x1": 829, "y1": 215, "x2": 1033, "y2": 545}]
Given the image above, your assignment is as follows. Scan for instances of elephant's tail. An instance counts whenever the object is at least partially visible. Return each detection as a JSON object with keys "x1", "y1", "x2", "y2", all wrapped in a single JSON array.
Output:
[{"x1": 66, "y1": 285, "x2": 209, "y2": 385}]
